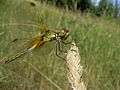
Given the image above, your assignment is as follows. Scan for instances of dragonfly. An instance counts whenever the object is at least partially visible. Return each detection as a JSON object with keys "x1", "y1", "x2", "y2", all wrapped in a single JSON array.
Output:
[{"x1": 3, "y1": 28, "x2": 70, "y2": 64}]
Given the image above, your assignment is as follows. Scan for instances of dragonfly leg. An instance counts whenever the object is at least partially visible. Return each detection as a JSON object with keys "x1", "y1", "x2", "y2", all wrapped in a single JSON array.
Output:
[
  {"x1": 56, "y1": 42, "x2": 66, "y2": 60},
  {"x1": 58, "y1": 41, "x2": 67, "y2": 53}
]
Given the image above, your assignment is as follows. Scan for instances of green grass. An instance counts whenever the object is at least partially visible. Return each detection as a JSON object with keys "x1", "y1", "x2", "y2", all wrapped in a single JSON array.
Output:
[{"x1": 0, "y1": 0, "x2": 120, "y2": 90}]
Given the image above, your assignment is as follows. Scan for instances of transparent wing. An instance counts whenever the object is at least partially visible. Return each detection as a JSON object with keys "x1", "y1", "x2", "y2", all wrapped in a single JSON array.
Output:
[
  {"x1": 0, "y1": 0, "x2": 49, "y2": 63},
  {"x1": 0, "y1": 0, "x2": 48, "y2": 37},
  {"x1": 0, "y1": 36, "x2": 35, "y2": 64}
]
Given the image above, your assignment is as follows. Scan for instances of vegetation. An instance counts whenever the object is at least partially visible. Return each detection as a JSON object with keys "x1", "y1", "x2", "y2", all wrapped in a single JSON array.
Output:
[
  {"x1": 38, "y1": 0, "x2": 120, "y2": 18},
  {"x1": 0, "y1": 0, "x2": 120, "y2": 90}
]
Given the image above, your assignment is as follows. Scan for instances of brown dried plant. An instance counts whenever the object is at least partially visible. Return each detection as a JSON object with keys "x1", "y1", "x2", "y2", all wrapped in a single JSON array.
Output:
[{"x1": 66, "y1": 41, "x2": 86, "y2": 90}]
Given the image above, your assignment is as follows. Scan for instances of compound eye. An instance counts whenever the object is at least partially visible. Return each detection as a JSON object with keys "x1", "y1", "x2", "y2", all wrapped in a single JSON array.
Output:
[{"x1": 61, "y1": 28, "x2": 69, "y2": 33}]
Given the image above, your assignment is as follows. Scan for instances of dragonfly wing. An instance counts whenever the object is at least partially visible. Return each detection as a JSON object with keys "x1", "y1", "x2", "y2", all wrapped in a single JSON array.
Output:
[
  {"x1": 3, "y1": 44, "x2": 37, "y2": 64},
  {"x1": 1, "y1": 36, "x2": 44, "y2": 64},
  {"x1": 0, "y1": 37, "x2": 34, "y2": 64}
]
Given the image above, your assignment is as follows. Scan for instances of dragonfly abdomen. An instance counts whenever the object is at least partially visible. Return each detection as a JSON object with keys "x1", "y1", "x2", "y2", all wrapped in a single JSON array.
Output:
[
  {"x1": 4, "y1": 49, "x2": 29, "y2": 64},
  {"x1": 4, "y1": 37, "x2": 45, "y2": 64}
]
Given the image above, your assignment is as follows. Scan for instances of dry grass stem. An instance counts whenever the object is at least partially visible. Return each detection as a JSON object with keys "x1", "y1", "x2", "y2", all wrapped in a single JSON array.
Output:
[
  {"x1": 66, "y1": 41, "x2": 86, "y2": 90},
  {"x1": 24, "y1": 62, "x2": 63, "y2": 90},
  {"x1": 0, "y1": 23, "x2": 41, "y2": 28}
]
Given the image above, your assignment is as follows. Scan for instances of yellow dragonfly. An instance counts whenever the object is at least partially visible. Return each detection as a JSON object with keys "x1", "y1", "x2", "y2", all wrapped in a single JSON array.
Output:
[
  {"x1": 2, "y1": 28, "x2": 70, "y2": 64},
  {"x1": 0, "y1": 1, "x2": 70, "y2": 64}
]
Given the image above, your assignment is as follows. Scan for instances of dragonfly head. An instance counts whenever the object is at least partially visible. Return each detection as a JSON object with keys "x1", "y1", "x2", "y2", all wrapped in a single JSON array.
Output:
[{"x1": 59, "y1": 28, "x2": 70, "y2": 40}]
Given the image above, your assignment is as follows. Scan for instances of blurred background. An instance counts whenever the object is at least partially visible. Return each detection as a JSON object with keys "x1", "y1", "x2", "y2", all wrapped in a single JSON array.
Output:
[
  {"x1": 0, "y1": 0, "x2": 120, "y2": 90},
  {"x1": 37, "y1": 0, "x2": 120, "y2": 18}
]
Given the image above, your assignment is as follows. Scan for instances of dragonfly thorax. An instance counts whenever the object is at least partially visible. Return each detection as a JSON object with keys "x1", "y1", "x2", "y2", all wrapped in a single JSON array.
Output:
[{"x1": 42, "y1": 28, "x2": 69, "y2": 42}]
